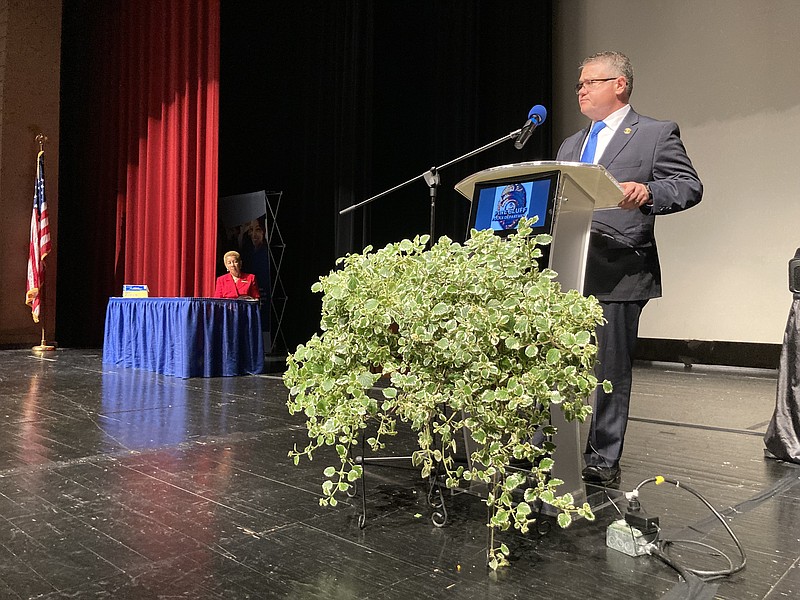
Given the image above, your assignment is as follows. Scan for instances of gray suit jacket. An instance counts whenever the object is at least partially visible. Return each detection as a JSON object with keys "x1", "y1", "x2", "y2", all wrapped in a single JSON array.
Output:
[{"x1": 556, "y1": 107, "x2": 702, "y2": 301}]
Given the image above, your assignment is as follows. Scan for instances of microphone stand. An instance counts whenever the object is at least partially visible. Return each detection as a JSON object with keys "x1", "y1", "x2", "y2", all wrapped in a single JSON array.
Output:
[
  {"x1": 339, "y1": 127, "x2": 524, "y2": 245},
  {"x1": 339, "y1": 125, "x2": 526, "y2": 530}
]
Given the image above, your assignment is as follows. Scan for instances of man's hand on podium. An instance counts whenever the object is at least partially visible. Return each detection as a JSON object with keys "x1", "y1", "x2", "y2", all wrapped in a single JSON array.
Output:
[{"x1": 618, "y1": 181, "x2": 652, "y2": 210}]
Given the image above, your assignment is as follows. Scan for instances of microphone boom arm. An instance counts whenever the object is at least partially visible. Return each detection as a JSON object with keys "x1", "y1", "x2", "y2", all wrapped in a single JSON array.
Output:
[{"x1": 338, "y1": 128, "x2": 522, "y2": 215}]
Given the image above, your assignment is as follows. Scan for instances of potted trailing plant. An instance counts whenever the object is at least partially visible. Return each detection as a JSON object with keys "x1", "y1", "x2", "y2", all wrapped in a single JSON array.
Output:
[{"x1": 284, "y1": 219, "x2": 609, "y2": 568}]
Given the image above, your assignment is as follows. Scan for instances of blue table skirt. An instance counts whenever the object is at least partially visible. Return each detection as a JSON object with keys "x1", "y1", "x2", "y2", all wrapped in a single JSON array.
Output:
[{"x1": 102, "y1": 297, "x2": 264, "y2": 378}]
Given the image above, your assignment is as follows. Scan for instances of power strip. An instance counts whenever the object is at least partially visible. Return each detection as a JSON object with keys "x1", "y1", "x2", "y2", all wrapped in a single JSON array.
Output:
[{"x1": 606, "y1": 519, "x2": 656, "y2": 557}]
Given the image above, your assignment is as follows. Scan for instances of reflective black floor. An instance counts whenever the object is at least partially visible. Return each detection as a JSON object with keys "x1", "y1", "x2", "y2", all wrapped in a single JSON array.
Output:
[{"x1": 0, "y1": 349, "x2": 798, "y2": 599}]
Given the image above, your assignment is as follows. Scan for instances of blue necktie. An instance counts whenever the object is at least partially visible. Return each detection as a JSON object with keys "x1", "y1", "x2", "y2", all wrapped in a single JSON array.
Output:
[{"x1": 580, "y1": 121, "x2": 607, "y2": 163}]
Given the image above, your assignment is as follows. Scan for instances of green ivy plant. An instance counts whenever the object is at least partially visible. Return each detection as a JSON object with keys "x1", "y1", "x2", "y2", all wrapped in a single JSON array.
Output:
[{"x1": 284, "y1": 218, "x2": 610, "y2": 569}]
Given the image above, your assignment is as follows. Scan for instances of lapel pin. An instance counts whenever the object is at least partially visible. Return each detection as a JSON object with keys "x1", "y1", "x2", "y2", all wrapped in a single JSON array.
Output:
[{"x1": 623, "y1": 127, "x2": 632, "y2": 135}]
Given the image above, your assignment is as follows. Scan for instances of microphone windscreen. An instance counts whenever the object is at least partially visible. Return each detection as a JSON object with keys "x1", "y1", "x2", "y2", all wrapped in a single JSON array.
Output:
[{"x1": 528, "y1": 104, "x2": 547, "y2": 124}]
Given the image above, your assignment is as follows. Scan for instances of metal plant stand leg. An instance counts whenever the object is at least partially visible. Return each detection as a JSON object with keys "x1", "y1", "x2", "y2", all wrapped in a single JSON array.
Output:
[
  {"x1": 352, "y1": 419, "x2": 452, "y2": 529},
  {"x1": 428, "y1": 462, "x2": 449, "y2": 528},
  {"x1": 486, "y1": 472, "x2": 496, "y2": 566},
  {"x1": 352, "y1": 428, "x2": 416, "y2": 529}
]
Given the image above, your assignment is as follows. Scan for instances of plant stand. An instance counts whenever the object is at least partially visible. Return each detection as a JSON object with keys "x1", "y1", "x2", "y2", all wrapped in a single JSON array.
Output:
[
  {"x1": 350, "y1": 427, "x2": 450, "y2": 530},
  {"x1": 285, "y1": 161, "x2": 624, "y2": 566}
]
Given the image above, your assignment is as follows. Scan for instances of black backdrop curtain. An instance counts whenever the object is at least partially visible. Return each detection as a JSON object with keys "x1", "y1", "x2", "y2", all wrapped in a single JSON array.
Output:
[
  {"x1": 58, "y1": 1, "x2": 551, "y2": 350},
  {"x1": 218, "y1": 0, "x2": 552, "y2": 352}
]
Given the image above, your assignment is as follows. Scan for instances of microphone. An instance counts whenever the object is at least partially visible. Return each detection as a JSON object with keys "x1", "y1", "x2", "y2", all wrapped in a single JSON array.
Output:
[{"x1": 514, "y1": 104, "x2": 547, "y2": 150}]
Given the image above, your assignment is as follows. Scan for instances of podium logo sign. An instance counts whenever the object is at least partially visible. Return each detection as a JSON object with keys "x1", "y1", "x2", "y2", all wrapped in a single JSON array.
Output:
[{"x1": 492, "y1": 183, "x2": 528, "y2": 230}]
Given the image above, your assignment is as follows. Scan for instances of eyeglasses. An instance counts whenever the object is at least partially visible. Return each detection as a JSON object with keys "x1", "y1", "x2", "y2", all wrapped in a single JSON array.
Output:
[{"x1": 574, "y1": 77, "x2": 618, "y2": 94}]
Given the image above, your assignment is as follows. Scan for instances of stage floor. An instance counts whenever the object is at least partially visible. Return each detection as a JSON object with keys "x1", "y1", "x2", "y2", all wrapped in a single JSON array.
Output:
[{"x1": 0, "y1": 348, "x2": 797, "y2": 599}]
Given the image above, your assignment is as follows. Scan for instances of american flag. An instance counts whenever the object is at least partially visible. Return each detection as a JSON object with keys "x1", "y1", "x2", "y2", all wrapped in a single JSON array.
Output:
[{"x1": 26, "y1": 151, "x2": 51, "y2": 323}]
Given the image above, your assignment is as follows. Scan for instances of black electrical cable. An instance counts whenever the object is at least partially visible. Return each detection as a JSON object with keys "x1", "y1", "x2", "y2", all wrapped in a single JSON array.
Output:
[
  {"x1": 633, "y1": 476, "x2": 747, "y2": 580},
  {"x1": 647, "y1": 544, "x2": 694, "y2": 583},
  {"x1": 658, "y1": 538, "x2": 734, "y2": 575}
]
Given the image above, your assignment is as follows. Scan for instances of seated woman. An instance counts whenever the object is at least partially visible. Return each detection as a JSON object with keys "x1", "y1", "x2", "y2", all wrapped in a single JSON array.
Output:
[{"x1": 214, "y1": 251, "x2": 260, "y2": 299}]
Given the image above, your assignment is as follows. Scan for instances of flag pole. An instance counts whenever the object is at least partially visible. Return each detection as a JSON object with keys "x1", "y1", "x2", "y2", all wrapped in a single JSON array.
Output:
[
  {"x1": 32, "y1": 272, "x2": 55, "y2": 353},
  {"x1": 30, "y1": 134, "x2": 56, "y2": 353}
]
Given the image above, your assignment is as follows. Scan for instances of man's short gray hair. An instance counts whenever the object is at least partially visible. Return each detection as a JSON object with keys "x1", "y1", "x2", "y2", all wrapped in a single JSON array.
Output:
[{"x1": 581, "y1": 51, "x2": 634, "y2": 99}]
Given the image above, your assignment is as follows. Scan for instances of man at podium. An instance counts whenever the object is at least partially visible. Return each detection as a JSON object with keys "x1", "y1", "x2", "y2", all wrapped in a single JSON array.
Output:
[{"x1": 556, "y1": 51, "x2": 702, "y2": 486}]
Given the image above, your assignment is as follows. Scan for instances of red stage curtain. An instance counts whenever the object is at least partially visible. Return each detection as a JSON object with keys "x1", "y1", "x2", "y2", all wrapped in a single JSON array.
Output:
[{"x1": 113, "y1": 0, "x2": 220, "y2": 297}]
